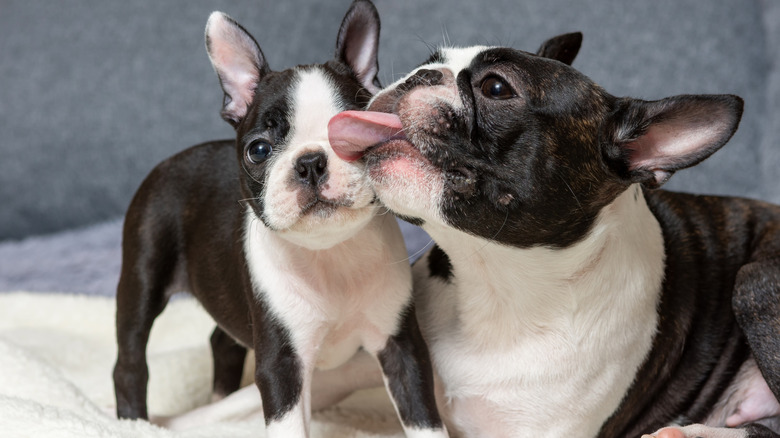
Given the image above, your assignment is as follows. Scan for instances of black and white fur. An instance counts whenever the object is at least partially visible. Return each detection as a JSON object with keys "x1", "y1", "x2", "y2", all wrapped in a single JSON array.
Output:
[
  {"x1": 328, "y1": 35, "x2": 780, "y2": 438},
  {"x1": 112, "y1": 2, "x2": 446, "y2": 437}
]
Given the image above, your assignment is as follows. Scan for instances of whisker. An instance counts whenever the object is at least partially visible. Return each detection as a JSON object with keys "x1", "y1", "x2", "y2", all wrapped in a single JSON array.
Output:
[
  {"x1": 353, "y1": 87, "x2": 365, "y2": 105},
  {"x1": 466, "y1": 208, "x2": 509, "y2": 259},
  {"x1": 389, "y1": 237, "x2": 435, "y2": 266},
  {"x1": 240, "y1": 161, "x2": 265, "y2": 185},
  {"x1": 236, "y1": 197, "x2": 258, "y2": 208},
  {"x1": 416, "y1": 35, "x2": 438, "y2": 57},
  {"x1": 386, "y1": 59, "x2": 396, "y2": 87},
  {"x1": 441, "y1": 24, "x2": 451, "y2": 47},
  {"x1": 560, "y1": 175, "x2": 584, "y2": 213},
  {"x1": 376, "y1": 205, "x2": 394, "y2": 216}
]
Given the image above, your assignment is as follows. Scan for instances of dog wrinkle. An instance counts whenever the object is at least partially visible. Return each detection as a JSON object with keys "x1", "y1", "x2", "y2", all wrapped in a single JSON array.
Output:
[{"x1": 566, "y1": 236, "x2": 608, "y2": 283}]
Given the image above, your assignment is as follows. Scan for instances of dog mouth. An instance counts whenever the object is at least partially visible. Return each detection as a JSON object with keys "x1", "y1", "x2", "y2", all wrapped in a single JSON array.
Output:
[
  {"x1": 328, "y1": 109, "x2": 437, "y2": 178},
  {"x1": 299, "y1": 195, "x2": 354, "y2": 217},
  {"x1": 329, "y1": 110, "x2": 440, "y2": 191},
  {"x1": 328, "y1": 110, "x2": 410, "y2": 162},
  {"x1": 328, "y1": 65, "x2": 465, "y2": 166},
  {"x1": 329, "y1": 109, "x2": 477, "y2": 194}
]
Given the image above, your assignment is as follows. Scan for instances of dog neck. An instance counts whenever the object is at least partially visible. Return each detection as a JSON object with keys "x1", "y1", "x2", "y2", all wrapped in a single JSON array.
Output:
[
  {"x1": 416, "y1": 185, "x2": 668, "y2": 436},
  {"x1": 422, "y1": 184, "x2": 665, "y2": 344}
]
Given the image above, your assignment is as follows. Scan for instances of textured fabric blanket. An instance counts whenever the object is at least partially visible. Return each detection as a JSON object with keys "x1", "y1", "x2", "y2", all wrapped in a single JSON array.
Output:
[{"x1": 0, "y1": 292, "x2": 404, "y2": 438}]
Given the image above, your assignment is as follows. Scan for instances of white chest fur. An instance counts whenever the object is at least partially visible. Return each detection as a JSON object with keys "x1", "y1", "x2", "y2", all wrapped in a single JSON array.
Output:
[
  {"x1": 243, "y1": 210, "x2": 412, "y2": 369},
  {"x1": 415, "y1": 186, "x2": 666, "y2": 438}
]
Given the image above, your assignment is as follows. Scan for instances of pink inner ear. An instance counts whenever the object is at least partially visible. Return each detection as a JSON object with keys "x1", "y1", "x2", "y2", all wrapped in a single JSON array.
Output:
[
  {"x1": 628, "y1": 117, "x2": 727, "y2": 172},
  {"x1": 350, "y1": 35, "x2": 379, "y2": 91},
  {"x1": 207, "y1": 14, "x2": 261, "y2": 120},
  {"x1": 617, "y1": 94, "x2": 742, "y2": 187},
  {"x1": 344, "y1": 23, "x2": 379, "y2": 94}
]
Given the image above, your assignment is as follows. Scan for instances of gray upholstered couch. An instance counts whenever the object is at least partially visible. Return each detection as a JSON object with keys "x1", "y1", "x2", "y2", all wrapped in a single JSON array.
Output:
[{"x1": 1, "y1": 0, "x2": 778, "y2": 294}]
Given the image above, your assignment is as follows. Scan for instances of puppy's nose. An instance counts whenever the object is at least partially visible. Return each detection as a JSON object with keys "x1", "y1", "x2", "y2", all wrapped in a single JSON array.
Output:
[
  {"x1": 400, "y1": 68, "x2": 444, "y2": 91},
  {"x1": 295, "y1": 151, "x2": 328, "y2": 187}
]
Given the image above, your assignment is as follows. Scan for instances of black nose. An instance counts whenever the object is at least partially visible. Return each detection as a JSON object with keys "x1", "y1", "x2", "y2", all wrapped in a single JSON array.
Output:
[
  {"x1": 399, "y1": 68, "x2": 443, "y2": 91},
  {"x1": 295, "y1": 152, "x2": 328, "y2": 187}
]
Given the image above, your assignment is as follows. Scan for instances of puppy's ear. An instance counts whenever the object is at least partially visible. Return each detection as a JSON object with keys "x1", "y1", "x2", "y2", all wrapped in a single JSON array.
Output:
[
  {"x1": 335, "y1": 0, "x2": 382, "y2": 94},
  {"x1": 602, "y1": 94, "x2": 744, "y2": 188},
  {"x1": 536, "y1": 32, "x2": 582, "y2": 65},
  {"x1": 205, "y1": 12, "x2": 269, "y2": 127}
]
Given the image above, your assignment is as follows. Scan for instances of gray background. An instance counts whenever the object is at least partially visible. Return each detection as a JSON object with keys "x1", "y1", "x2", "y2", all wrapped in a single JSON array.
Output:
[
  {"x1": 0, "y1": 0, "x2": 778, "y2": 294},
  {"x1": 1, "y1": 0, "x2": 778, "y2": 240}
]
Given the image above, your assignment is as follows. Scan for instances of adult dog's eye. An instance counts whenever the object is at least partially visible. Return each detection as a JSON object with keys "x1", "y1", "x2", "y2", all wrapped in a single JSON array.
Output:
[
  {"x1": 480, "y1": 76, "x2": 514, "y2": 100},
  {"x1": 246, "y1": 140, "x2": 273, "y2": 164}
]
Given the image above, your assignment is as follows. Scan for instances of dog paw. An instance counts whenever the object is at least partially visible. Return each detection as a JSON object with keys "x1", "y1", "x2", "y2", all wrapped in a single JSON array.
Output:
[{"x1": 642, "y1": 425, "x2": 748, "y2": 438}]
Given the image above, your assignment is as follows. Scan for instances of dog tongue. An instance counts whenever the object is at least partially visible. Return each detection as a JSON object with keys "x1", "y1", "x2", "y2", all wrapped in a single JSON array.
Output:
[{"x1": 328, "y1": 111, "x2": 404, "y2": 161}]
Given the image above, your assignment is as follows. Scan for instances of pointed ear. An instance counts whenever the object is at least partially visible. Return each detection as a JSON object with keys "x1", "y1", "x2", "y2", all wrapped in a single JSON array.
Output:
[
  {"x1": 602, "y1": 94, "x2": 744, "y2": 188},
  {"x1": 536, "y1": 32, "x2": 582, "y2": 65},
  {"x1": 205, "y1": 12, "x2": 269, "y2": 127},
  {"x1": 335, "y1": 0, "x2": 382, "y2": 94}
]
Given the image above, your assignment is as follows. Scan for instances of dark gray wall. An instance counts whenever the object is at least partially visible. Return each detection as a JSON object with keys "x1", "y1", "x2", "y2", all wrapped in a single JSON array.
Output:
[{"x1": 1, "y1": 0, "x2": 775, "y2": 240}]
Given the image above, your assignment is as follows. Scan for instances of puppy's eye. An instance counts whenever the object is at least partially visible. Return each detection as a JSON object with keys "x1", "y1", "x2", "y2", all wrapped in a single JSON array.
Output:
[
  {"x1": 246, "y1": 140, "x2": 273, "y2": 164},
  {"x1": 480, "y1": 76, "x2": 514, "y2": 100}
]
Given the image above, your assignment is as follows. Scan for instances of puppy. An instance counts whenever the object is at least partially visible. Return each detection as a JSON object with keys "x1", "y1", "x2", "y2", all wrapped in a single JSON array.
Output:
[
  {"x1": 328, "y1": 35, "x2": 780, "y2": 438},
  {"x1": 113, "y1": 2, "x2": 446, "y2": 437}
]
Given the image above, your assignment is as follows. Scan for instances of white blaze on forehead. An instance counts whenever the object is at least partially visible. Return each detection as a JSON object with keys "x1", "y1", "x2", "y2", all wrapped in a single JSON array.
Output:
[
  {"x1": 438, "y1": 45, "x2": 492, "y2": 76},
  {"x1": 366, "y1": 45, "x2": 493, "y2": 120},
  {"x1": 287, "y1": 68, "x2": 346, "y2": 146},
  {"x1": 260, "y1": 67, "x2": 376, "y2": 238}
]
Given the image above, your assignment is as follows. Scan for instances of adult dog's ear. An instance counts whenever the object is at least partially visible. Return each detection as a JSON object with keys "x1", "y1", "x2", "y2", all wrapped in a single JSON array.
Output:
[
  {"x1": 205, "y1": 11, "x2": 270, "y2": 127},
  {"x1": 602, "y1": 94, "x2": 744, "y2": 188},
  {"x1": 336, "y1": 0, "x2": 382, "y2": 94},
  {"x1": 536, "y1": 31, "x2": 583, "y2": 65}
]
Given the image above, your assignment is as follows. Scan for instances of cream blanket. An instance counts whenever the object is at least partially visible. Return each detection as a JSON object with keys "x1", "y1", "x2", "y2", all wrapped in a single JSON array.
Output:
[{"x1": 0, "y1": 292, "x2": 404, "y2": 438}]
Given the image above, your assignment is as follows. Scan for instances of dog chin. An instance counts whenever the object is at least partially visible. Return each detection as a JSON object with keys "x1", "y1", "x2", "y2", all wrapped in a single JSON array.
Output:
[
  {"x1": 363, "y1": 139, "x2": 444, "y2": 223},
  {"x1": 275, "y1": 203, "x2": 378, "y2": 250}
]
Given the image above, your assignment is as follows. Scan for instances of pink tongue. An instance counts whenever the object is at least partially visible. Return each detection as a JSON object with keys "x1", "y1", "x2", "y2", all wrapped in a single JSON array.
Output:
[{"x1": 328, "y1": 111, "x2": 404, "y2": 161}]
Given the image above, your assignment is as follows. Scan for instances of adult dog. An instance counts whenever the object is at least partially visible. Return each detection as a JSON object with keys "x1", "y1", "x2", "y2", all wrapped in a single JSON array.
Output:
[{"x1": 328, "y1": 35, "x2": 780, "y2": 438}]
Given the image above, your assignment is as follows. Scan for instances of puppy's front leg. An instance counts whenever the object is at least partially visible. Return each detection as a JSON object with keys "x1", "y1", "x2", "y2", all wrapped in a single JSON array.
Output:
[
  {"x1": 253, "y1": 315, "x2": 311, "y2": 437},
  {"x1": 376, "y1": 305, "x2": 448, "y2": 438}
]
